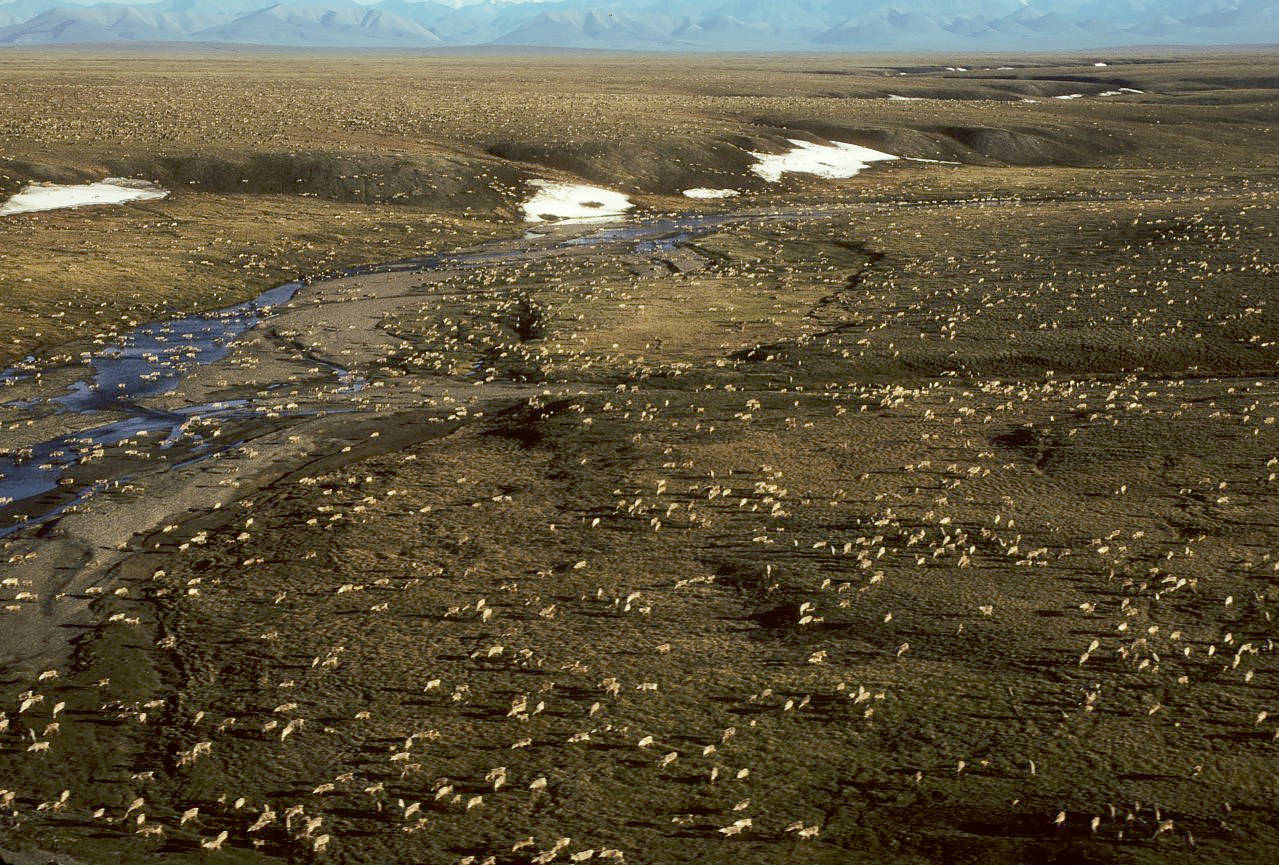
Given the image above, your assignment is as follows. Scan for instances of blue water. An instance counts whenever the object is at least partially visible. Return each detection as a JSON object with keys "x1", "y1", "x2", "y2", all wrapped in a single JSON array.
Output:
[
  {"x1": 0, "y1": 281, "x2": 306, "y2": 531},
  {"x1": 0, "y1": 211, "x2": 738, "y2": 535}
]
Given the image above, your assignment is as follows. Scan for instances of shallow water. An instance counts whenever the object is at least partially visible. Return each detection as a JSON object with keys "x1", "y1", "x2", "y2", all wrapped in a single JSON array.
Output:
[
  {"x1": 0, "y1": 210, "x2": 741, "y2": 536},
  {"x1": 0, "y1": 402, "x2": 245, "y2": 506},
  {"x1": 56, "y1": 280, "x2": 306, "y2": 415},
  {"x1": 0, "y1": 278, "x2": 309, "y2": 533}
]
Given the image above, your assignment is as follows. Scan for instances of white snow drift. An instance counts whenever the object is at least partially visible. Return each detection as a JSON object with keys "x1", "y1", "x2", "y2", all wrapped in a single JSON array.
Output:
[
  {"x1": 521, "y1": 180, "x2": 633, "y2": 223},
  {"x1": 750, "y1": 139, "x2": 899, "y2": 183},
  {"x1": 683, "y1": 188, "x2": 740, "y2": 199},
  {"x1": 0, "y1": 178, "x2": 168, "y2": 216}
]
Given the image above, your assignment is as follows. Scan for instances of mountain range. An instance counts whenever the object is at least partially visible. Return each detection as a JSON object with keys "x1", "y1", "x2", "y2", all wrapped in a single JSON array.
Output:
[{"x1": 0, "y1": 0, "x2": 1275, "y2": 50}]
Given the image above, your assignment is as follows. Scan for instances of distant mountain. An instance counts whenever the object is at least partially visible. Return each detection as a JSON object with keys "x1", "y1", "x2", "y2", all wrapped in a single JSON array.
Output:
[
  {"x1": 0, "y1": 0, "x2": 78, "y2": 25},
  {"x1": 491, "y1": 9, "x2": 691, "y2": 49},
  {"x1": 0, "y1": 0, "x2": 1276, "y2": 50},
  {"x1": 197, "y1": 4, "x2": 444, "y2": 46},
  {"x1": 0, "y1": 5, "x2": 193, "y2": 43},
  {"x1": 816, "y1": 8, "x2": 974, "y2": 50}
]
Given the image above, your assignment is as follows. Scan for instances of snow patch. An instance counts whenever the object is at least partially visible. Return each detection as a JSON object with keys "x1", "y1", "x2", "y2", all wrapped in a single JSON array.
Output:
[
  {"x1": 750, "y1": 139, "x2": 898, "y2": 184},
  {"x1": 1054, "y1": 93, "x2": 1085, "y2": 100},
  {"x1": 521, "y1": 180, "x2": 633, "y2": 223},
  {"x1": 683, "y1": 188, "x2": 740, "y2": 199},
  {"x1": 0, "y1": 178, "x2": 168, "y2": 216},
  {"x1": 887, "y1": 94, "x2": 923, "y2": 101}
]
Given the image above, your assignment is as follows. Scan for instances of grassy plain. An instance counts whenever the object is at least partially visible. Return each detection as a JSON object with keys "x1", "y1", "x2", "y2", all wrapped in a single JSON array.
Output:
[
  {"x1": 0, "y1": 49, "x2": 1277, "y2": 865},
  {"x1": 1, "y1": 50, "x2": 1276, "y2": 364}
]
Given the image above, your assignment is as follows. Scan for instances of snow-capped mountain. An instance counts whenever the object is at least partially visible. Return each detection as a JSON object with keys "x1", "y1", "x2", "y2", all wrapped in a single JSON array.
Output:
[{"x1": 0, "y1": 0, "x2": 1274, "y2": 49}]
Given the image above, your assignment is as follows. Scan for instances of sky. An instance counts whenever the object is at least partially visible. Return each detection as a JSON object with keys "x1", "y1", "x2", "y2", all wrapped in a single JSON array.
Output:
[{"x1": 47, "y1": 0, "x2": 556, "y2": 5}]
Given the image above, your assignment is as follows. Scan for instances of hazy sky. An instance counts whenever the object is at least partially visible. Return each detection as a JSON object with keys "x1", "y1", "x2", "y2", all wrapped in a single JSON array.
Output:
[
  {"x1": 19, "y1": 0, "x2": 553, "y2": 5},
  {"x1": 62, "y1": 0, "x2": 557, "y2": 5}
]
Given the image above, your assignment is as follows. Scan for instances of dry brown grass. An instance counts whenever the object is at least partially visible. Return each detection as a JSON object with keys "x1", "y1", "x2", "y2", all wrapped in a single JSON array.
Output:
[
  {"x1": 0, "y1": 196, "x2": 502, "y2": 365},
  {"x1": 2, "y1": 50, "x2": 1277, "y2": 367},
  {"x1": 0, "y1": 50, "x2": 1277, "y2": 865},
  {"x1": 2, "y1": 205, "x2": 1274, "y2": 864}
]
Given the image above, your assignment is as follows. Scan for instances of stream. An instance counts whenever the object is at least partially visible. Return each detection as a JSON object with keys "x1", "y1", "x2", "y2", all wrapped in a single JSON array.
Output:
[{"x1": 0, "y1": 212, "x2": 736, "y2": 537}]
